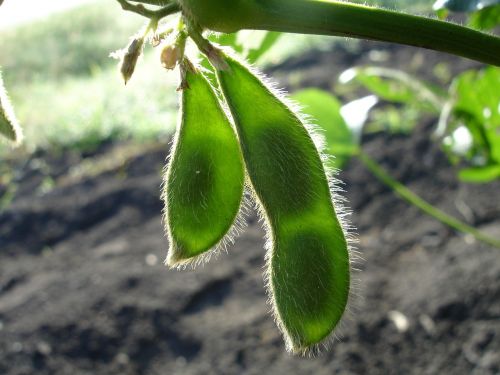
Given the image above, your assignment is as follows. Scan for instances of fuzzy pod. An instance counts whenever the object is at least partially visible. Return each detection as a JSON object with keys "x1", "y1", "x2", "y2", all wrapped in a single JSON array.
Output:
[
  {"x1": 216, "y1": 54, "x2": 351, "y2": 353},
  {"x1": 0, "y1": 71, "x2": 23, "y2": 145},
  {"x1": 163, "y1": 63, "x2": 245, "y2": 267}
]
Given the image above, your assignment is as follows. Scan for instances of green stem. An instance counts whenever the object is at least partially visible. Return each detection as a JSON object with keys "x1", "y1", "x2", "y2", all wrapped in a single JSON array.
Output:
[
  {"x1": 357, "y1": 150, "x2": 500, "y2": 249},
  {"x1": 131, "y1": 0, "x2": 174, "y2": 5},
  {"x1": 117, "y1": 0, "x2": 180, "y2": 19},
  {"x1": 180, "y1": 0, "x2": 500, "y2": 66}
]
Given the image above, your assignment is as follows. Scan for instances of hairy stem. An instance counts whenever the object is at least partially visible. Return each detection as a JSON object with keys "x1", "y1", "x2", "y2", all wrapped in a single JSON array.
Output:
[
  {"x1": 180, "y1": 0, "x2": 500, "y2": 66},
  {"x1": 357, "y1": 150, "x2": 500, "y2": 249}
]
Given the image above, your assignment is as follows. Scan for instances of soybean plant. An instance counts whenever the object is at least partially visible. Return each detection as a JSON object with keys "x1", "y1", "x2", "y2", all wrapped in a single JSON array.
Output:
[{"x1": 3, "y1": 0, "x2": 500, "y2": 356}]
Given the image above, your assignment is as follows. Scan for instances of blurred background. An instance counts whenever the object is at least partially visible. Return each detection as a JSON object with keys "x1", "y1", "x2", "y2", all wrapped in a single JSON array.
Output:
[{"x1": 1, "y1": 0, "x2": 500, "y2": 374}]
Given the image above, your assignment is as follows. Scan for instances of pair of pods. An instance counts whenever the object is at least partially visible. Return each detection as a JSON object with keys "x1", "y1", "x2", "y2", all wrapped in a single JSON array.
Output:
[{"x1": 163, "y1": 54, "x2": 350, "y2": 353}]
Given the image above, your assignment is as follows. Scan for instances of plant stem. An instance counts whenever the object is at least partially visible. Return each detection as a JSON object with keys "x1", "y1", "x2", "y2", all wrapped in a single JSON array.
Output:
[
  {"x1": 116, "y1": 0, "x2": 180, "y2": 19},
  {"x1": 180, "y1": 0, "x2": 500, "y2": 66},
  {"x1": 357, "y1": 150, "x2": 500, "y2": 249},
  {"x1": 131, "y1": 0, "x2": 174, "y2": 5}
]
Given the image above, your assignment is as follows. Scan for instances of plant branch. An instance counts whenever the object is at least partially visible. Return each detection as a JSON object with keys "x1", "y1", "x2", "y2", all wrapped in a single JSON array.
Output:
[
  {"x1": 357, "y1": 150, "x2": 500, "y2": 249},
  {"x1": 116, "y1": 0, "x2": 180, "y2": 19},
  {"x1": 130, "y1": 0, "x2": 173, "y2": 5},
  {"x1": 182, "y1": 0, "x2": 500, "y2": 66}
]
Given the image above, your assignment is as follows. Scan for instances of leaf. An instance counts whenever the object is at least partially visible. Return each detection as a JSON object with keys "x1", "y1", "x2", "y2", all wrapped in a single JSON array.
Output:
[
  {"x1": 468, "y1": 4, "x2": 500, "y2": 30},
  {"x1": 340, "y1": 95, "x2": 379, "y2": 137},
  {"x1": 291, "y1": 89, "x2": 357, "y2": 168},
  {"x1": 367, "y1": 105, "x2": 420, "y2": 135},
  {"x1": 459, "y1": 165, "x2": 500, "y2": 182},
  {"x1": 0, "y1": 72, "x2": 23, "y2": 145},
  {"x1": 208, "y1": 32, "x2": 243, "y2": 54},
  {"x1": 451, "y1": 67, "x2": 500, "y2": 164},
  {"x1": 201, "y1": 31, "x2": 281, "y2": 86},
  {"x1": 433, "y1": 0, "x2": 500, "y2": 12},
  {"x1": 246, "y1": 32, "x2": 282, "y2": 63},
  {"x1": 339, "y1": 67, "x2": 442, "y2": 113},
  {"x1": 435, "y1": 0, "x2": 500, "y2": 30},
  {"x1": 207, "y1": 31, "x2": 281, "y2": 63}
]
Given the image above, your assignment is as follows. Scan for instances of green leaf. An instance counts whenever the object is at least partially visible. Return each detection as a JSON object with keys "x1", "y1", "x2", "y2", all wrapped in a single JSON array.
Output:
[
  {"x1": 246, "y1": 32, "x2": 282, "y2": 63},
  {"x1": 459, "y1": 165, "x2": 500, "y2": 182},
  {"x1": 291, "y1": 89, "x2": 357, "y2": 169},
  {"x1": 433, "y1": 0, "x2": 500, "y2": 12},
  {"x1": 208, "y1": 32, "x2": 243, "y2": 54},
  {"x1": 207, "y1": 31, "x2": 281, "y2": 63},
  {"x1": 468, "y1": 4, "x2": 500, "y2": 30},
  {"x1": 202, "y1": 31, "x2": 281, "y2": 87},
  {"x1": 436, "y1": 8, "x2": 450, "y2": 19},
  {"x1": 451, "y1": 67, "x2": 500, "y2": 164},
  {"x1": 339, "y1": 67, "x2": 442, "y2": 113},
  {"x1": 367, "y1": 105, "x2": 420, "y2": 135}
]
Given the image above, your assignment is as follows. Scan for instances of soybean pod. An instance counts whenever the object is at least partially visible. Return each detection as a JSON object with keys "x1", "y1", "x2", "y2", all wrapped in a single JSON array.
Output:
[
  {"x1": 216, "y1": 54, "x2": 351, "y2": 353},
  {"x1": 163, "y1": 60, "x2": 245, "y2": 267}
]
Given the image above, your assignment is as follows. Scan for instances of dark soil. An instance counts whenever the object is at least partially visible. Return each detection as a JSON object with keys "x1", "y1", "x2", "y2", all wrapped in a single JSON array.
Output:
[{"x1": 1, "y1": 42, "x2": 499, "y2": 375}]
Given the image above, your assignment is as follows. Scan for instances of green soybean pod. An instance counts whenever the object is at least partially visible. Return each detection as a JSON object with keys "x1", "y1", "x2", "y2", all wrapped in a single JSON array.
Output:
[
  {"x1": 163, "y1": 61, "x2": 245, "y2": 267},
  {"x1": 0, "y1": 71, "x2": 23, "y2": 145},
  {"x1": 216, "y1": 54, "x2": 351, "y2": 354}
]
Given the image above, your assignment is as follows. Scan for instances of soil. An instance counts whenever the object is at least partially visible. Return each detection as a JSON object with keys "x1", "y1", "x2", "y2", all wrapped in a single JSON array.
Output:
[{"x1": 1, "y1": 42, "x2": 499, "y2": 375}]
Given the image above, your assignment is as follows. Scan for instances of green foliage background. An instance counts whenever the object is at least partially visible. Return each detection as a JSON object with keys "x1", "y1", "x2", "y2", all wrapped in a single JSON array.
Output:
[{"x1": 0, "y1": 2, "x2": 177, "y2": 154}]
